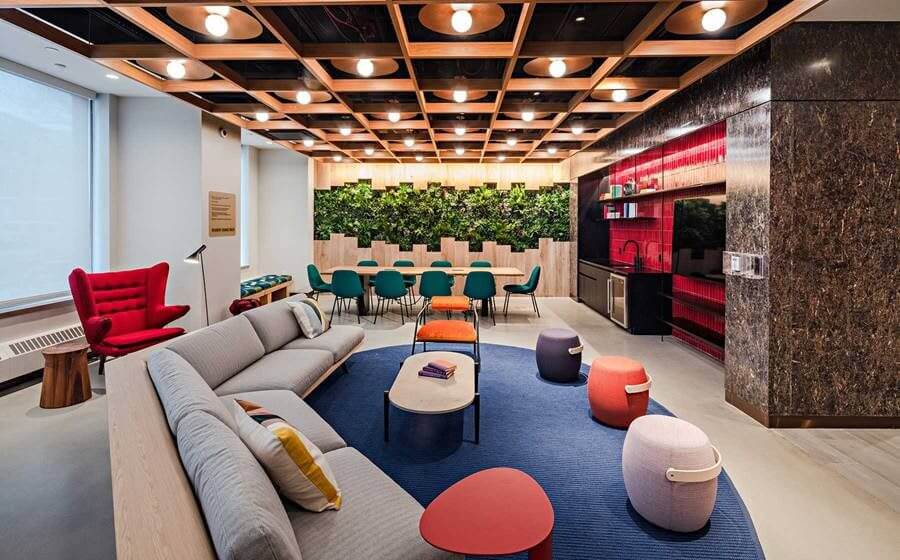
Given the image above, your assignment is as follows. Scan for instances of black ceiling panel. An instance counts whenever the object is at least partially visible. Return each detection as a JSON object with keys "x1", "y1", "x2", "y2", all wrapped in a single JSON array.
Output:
[
  {"x1": 342, "y1": 92, "x2": 419, "y2": 105},
  {"x1": 413, "y1": 59, "x2": 506, "y2": 80},
  {"x1": 222, "y1": 60, "x2": 312, "y2": 81},
  {"x1": 504, "y1": 91, "x2": 574, "y2": 104},
  {"x1": 272, "y1": 5, "x2": 398, "y2": 43},
  {"x1": 612, "y1": 56, "x2": 704, "y2": 77},
  {"x1": 524, "y1": 3, "x2": 654, "y2": 42},
  {"x1": 24, "y1": 8, "x2": 159, "y2": 44},
  {"x1": 197, "y1": 92, "x2": 260, "y2": 104}
]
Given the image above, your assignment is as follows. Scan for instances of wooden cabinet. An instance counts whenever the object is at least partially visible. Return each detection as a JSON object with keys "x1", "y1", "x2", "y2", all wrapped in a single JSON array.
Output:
[
  {"x1": 578, "y1": 260, "x2": 671, "y2": 335},
  {"x1": 578, "y1": 261, "x2": 610, "y2": 316}
]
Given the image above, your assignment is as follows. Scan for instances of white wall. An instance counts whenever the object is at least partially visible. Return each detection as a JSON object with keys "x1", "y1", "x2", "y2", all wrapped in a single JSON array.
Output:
[
  {"x1": 240, "y1": 146, "x2": 259, "y2": 280},
  {"x1": 257, "y1": 149, "x2": 312, "y2": 291}
]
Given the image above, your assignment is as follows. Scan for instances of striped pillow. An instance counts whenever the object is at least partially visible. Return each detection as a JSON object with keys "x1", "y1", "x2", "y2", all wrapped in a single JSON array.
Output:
[
  {"x1": 233, "y1": 399, "x2": 342, "y2": 512},
  {"x1": 288, "y1": 299, "x2": 330, "y2": 338}
]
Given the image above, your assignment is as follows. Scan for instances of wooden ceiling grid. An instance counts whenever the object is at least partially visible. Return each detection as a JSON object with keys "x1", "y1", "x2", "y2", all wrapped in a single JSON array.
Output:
[{"x1": 0, "y1": 0, "x2": 827, "y2": 163}]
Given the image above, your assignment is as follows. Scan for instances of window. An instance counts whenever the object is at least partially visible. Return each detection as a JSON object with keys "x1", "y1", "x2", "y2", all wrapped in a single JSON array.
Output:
[{"x1": 0, "y1": 67, "x2": 93, "y2": 311}]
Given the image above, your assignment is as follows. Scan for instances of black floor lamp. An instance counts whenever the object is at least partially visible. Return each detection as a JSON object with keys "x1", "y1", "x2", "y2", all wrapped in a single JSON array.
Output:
[{"x1": 184, "y1": 244, "x2": 209, "y2": 326}]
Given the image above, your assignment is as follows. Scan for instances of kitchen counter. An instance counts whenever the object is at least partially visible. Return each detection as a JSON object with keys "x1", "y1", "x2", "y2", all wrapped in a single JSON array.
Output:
[{"x1": 579, "y1": 258, "x2": 668, "y2": 276}]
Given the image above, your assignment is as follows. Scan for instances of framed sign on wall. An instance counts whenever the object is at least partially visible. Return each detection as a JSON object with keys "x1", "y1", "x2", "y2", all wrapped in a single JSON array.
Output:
[{"x1": 208, "y1": 191, "x2": 236, "y2": 237}]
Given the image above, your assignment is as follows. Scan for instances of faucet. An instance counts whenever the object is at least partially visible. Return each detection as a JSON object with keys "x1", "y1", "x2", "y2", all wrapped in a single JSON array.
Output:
[{"x1": 622, "y1": 240, "x2": 643, "y2": 270}]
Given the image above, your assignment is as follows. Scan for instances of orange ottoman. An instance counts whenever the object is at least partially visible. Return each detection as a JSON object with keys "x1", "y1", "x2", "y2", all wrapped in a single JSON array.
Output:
[{"x1": 587, "y1": 356, "x2": 652, "y2": 428}]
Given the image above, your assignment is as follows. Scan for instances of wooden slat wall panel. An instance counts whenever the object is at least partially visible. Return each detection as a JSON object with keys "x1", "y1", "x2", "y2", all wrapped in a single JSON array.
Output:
[
  {"x1": 315, "y1": 233, "x2": 571, "y2": 296},
  {"x1": 314, "y1": 161, "x2": 568, "y2": 190}
]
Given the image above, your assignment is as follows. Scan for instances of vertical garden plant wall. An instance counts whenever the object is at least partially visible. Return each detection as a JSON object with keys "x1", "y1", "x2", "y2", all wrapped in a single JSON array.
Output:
[{"x1": 314, "y1": 183, "x2": 570, "y2": 252}]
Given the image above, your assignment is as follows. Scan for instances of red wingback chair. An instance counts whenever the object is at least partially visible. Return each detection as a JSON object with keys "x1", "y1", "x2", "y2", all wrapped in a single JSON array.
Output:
[{"x1": 68, "y1": 262, "x2": 190, "y2": 374}]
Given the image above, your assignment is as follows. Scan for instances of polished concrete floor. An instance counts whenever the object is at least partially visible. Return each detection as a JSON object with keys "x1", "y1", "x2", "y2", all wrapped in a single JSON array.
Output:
[{"x1": 0, "y1": 297, "x2": 897, "y2": 559}]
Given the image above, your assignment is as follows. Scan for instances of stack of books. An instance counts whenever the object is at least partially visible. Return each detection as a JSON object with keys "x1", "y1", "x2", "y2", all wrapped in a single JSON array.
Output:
[{"x1": 418, "y1": 359, "x2": 457, "y2": 379}]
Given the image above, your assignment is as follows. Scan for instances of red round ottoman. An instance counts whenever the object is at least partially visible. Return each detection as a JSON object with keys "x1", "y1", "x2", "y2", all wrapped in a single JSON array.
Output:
[{"x1": 587, "y1": 356, "x2": 652, "y2": 428}]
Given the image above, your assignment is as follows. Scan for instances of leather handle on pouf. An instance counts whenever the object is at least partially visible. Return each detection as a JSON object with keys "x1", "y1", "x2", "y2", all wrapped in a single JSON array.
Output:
[
  {"x1": 665, "y1": 445, "x2": 722, "y2": 483},
  {"x1": 624, "y1": 373, "x2": 652, "y2": 394},
  {"x1": 568, "y1": 344, "x2": 584, "y2": 355}
]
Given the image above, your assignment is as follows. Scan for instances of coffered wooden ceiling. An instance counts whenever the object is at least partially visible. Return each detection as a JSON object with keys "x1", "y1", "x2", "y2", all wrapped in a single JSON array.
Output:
[{"x1": 1, "y1": 0, "x2": 826, "y2": 163}]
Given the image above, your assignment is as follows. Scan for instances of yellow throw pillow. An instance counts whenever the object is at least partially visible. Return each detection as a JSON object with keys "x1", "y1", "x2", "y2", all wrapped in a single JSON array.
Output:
[{"x1": 233, "y1": 399, "x2": 342, "y2": 512}]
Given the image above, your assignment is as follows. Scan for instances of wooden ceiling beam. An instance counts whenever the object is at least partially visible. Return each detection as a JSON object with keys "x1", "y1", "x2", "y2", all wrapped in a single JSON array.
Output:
[
  {"x1": 90, "y1": 43, "x2": 180, "y2": 59},
  {"x1": 507, "y1": 77, "x2": 590, "y2": 91},
  {"x1": 368, "y1": 120, "x2": 429, "y2": 130},
  {"x1": 425, "y1": 102, "x2": 495, "y2": 114},
  {"x1": 408, "y1": 42, "x2": 513, "y2": 59},
  {"x1": 212, "y1": 103, "x2": 269, "y2": 113},
  {"x1": 194, "y1": 43, "x2": 294, "y2": 60},
  {"x1": 630, "y1": 39, "x2": 736, "y2": 57},
  {"x1": 594, "y1": 76, "x2": 680, "y2": 90},
  {"x1": 162, "y1": 79, "x2": 242, "y2": 93},
  {"x1": 518, "y1": 41, "x2": 623, "y2": 58},
  {"x1": 244, "y1": 120, "x2": 306, "y2": 130},
  {"x1": 573, "y1": 101, "x2": 644, "y2": 113},
  {"x1": 97, "y1": 59, "x2": 164, "y2": 90},
  {"x1": 500, "y1": 102, "x2": 568, "y2": 113},
  {"x1": 492, "y1": 120, "x2": 554, "y2": 130},
  {"x1": 331, "y1": 78, "x2": 416, "y2": 92},
  {"x1": 280, "y1": 103, "x2": 351, "y2": 114}
]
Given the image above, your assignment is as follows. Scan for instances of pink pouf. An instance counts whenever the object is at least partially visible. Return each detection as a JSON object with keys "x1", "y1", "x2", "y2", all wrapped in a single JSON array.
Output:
[{"x1": 622, "y1": 415, "x2": 722, "y2": 533}]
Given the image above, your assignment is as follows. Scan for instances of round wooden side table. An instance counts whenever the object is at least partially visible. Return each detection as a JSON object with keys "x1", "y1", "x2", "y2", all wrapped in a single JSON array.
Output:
[{"x1": 39, "y1": 341, "x2": 92, "y2": 409}]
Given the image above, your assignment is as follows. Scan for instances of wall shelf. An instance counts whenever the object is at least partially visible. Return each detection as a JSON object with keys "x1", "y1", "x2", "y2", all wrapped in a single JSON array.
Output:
[
  {"x1": 603, "y1": 216, "x2": 657, "y2": 221},
  {"x1": 658, "y1": 291, "x2": 725, "y2": 316},
  {"x1": 657, "y1": 317, "x2": 725, "y2": 350},
  {"x1": 599, "y1": 180, "x2": 725, "y2": 204}
]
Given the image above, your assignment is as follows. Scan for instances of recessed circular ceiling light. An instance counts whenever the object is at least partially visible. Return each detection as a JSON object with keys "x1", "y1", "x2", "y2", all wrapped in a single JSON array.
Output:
[
  {"x1": 548, "y1": 58, "x2": 567, "y2": 78},
  {"x1": 575, "y1": 16, "x2": 586, "y2": 23},
  {"x1": 455, "y1": 146, "x2": 465, "y2": 155},
  {"x1": 255, "y1": 111, "x2": 269, "y2": 122},
  {"x1": 302, "y1": 138, "x2": 315, "y2": 148},
  {"x1": 339, "y1": 125, "x2": 351, "y2": 136},
  {"x1": 571, "y1": 124, "x2": 584, "y2": 135},
  {"x1": 454, "y1": 125, "x2": 466, "y2": 136},
  {"x1": 506, "y1": 136, "x2": 517, "y2": 147},
  {"x1": 533, "y1": 91, "x2": 541, "y2": 96},
  {"x1": 452, "y1": 88, "x2": 468, "y2": 103},
  {"x1": 105, "y1": 73, "x2": 120, "y2": 80},
  {"x1": 450, "y1": 4, "x2": 474, "y2": 33},
  {"x1": 45, "y1": 46, "x2": 59, "y2": 53},
  {"x1": 701, "y1": 7, "x2": 727, "y2": 32},
  {"x1": 415, "y1": 154, "x2": 424, "y2": 162},
  {"x1": 333, "y1": 154, "x2": 343, "y2": 162},
  {"x1": 296, "y1": 90, "x2": 312, "y2": 105},
  {"x1": 611, "y1": 89, "x2": 629, "y2": 103},
  {"x1": 521, "y1": 111, "x2": 535, "y2": 122},
  {"x1": 498, "y1": 154, "x2": 506, "y2": 162},
  {"x1": 165, "y1": 60, "x2": 187, "y2": 79},
  {"x1": 356, "y1": 58, "x2": 375, "y2": 77},
  {"x1": 203, "y1": 6, "x2": 230, "y2": 37},
  {"x1": 547, "y1": 146, "x2": 558, "y2": 155},
  {"x1": 364, "y1": 146, "x2": 375, "y2": 156},
  {"x1": 387, "y1": 110, "x2": 401, "y2": 123},
  {"x1": 404, "y1": 137, "x2": 415, "y2": 147}
]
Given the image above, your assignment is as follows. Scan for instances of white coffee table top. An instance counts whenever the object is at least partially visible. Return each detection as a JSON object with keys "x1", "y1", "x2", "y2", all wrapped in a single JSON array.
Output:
[{"x1": 389, "y1": 352, "x2": 475, "y2": 415}]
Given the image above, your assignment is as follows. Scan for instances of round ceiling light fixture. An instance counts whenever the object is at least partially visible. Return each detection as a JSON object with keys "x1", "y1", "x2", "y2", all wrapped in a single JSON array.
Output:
[
  {"x1": 521, "y1": 110, "x2": 535, "y2": 122},
  {"x1": 415, "y1": 154, "x2": 424, "y2": 162},
  {"x1": 611, "y1": 89, "x2": 629, "y2": 103},
  {"x1": 506, "y1": 136, "x2": 517, "y2": 147},
  {"x1": 455, "y1": 146, "x2": 465, "y2": 156},
  {"x1": 356, "y1": 58, "x2": 375, "y2": 78},
  {"x1": 204, "y1": 7, "x2": 230, "y2": 37},
  {"x1": 498, "y1": 154, "x2": 506, "y2": 162},
  {"x1": 296, "y1": 90, "x2": 312, "y2": 105},
  {"x1": 404, "y1": 137, "x2": 415, "y2": 147},
  {"x1": 302, "y1": 138, "x2": 315, "y2": 148},
  {"x1": 167, "y1": 5, "x2": 262, "y2": 40},
  {"x1": 547, "y1": 145, "x2": 558, "y2": 155},
  {"x1": 255, "y1": 111, "x2": 269, "y2": 123},
  {"x1": 450, "y1": 4, "x2": 474, "y2": 33},
  {"x1": 454, "y1": 125, "x2": 466, "y2": 137},
  {"x1": 364, "y1": 146, "x2": 375, "y2": 156},
  {"x1": 548, "y1": 58, "x2": 567, "y2": 78},
  {"x1": 339, "y1": 125, "x2": 351, "y2": 136},
  {"x1": 165, "y1": 60, "x2": 187, "y2": 79},
  {"x1": 333, "y1": 154, "x2": 343, "y2": 162},
  {"x1": 701, "y1": 7, "x2": 727, "y2": 32},
  {"x1": 571, "y1": 124, "x2": 584, "y2": 135},
  {"x1": 452, "y1": 88, "x2": 468, "y2": 103},
  {"x1": 387, "y1": 110, "x2": 401, "y2": 123}
]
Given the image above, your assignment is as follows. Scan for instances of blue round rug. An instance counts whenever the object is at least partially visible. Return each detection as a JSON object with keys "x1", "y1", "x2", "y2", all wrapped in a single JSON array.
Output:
[{"x1": 306, "y1": 343, "x2": 764, "y2": 560}]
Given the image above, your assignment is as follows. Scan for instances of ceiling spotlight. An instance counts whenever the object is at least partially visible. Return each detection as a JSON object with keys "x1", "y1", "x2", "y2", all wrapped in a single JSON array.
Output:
[
  {"x1": 356, "y1": 58, "x2": 375, "y2": 77},
  {"x1": 454, "y1": 125, "x2": 466, "y2": 137},
  {"x1": 611, "y1": 89, "x2": 629, "y2": 103},
  {"x1": 548, "y1": 58, "x2": 567, "y2": 78},
  {"x1": 452, "y1": 88, "x2": 468, "y2": 103},
  {"x1": 701, "y1": 7, "x2": 727, "y2": 32},
  {"x1": 255, "y1": 111, "x2": 269, "y2": 123},
  {"x1": 547, "y1": 146, "x2": 558, "y2": 155},
  {"x1": 404, "y1": 137, "x2": 415, "y2": 147},
  {"x1": 364, "y1": 146, "x2": 375, "y2": 156},
  {"x1": 575, "y1": 16, "x2": 586, "y2": 23},
  {"x1": 105, "y1": 73, "x2": 119, "y2": 80},
  {"x1": 54, "y1": 63, "x2": 66, "y2": 69},
  {"x1": 339, "y1": 125, "x2": 351, "y2": 136},
  {"x1": 302, "y1": 138, "x2": 315, "y2": 148},
  {"x1": 333, "y1": 154, "x2": 343, "y2": 162},
  {"x1": 450, "y1": 4, "x2": 474, "y2": 33},
  {"x1": 387, "y1": 110, "x2": 401, "y2": 123},
  {"x1": 506, "y1": 136, "x2": 517, "y2": 147},
  {"x1": 533, "y1": 91, "x2": 541, "y2": 96},
  {"x1": 165, "y1": 60, "x2": 187, "y2": 79},
  {"x1": 204, "y1": 7, "x2": 230, "y2": 38},
  {"x1": 498, "y1": 154, "x2": 506, "y2": 162},
  {"x1": 455, "y1": 146, "x2": 465, "y2": 156},
  {"x1": 571, "y1": 124, "x2": 584, "y2": 135},
  {"x1": 521, "y1": 111, "x2": 535, "y2": 122},
  {"x1": 415, "y1": 154, "x2": 424, "y2": 162},
  {"x1": 266, "y1": 141, "x2": 273, "y2": 145},
  {"x1": 296, "y1": 90, "x2": 312, "y2": 105}
]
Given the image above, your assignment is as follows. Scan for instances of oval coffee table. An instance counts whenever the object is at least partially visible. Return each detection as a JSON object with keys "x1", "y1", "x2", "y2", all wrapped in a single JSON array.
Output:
[
  {"x1": 420, "y1": 467, "x2": 554, "y2": 559},
  {"x1": 385, "y1": 351, "x2": 479, "y2": 443}
]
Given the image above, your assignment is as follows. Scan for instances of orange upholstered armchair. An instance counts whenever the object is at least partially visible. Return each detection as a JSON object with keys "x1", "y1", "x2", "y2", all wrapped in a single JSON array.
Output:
[{"x1": 68, "y1": 262, "x2": 190, "y2": 374}]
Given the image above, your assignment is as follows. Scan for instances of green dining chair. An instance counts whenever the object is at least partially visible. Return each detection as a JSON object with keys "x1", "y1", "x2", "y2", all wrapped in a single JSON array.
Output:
[
  {"x1": 330, "y1": 270, "x2": 364, "y2": 323},
  {"x1": 306, "y1": 264, "x2": 331, "y2": 300},
  {"x1": 393, "y1": 259, "x2": 418, "y2": 306},
  {"x1": 430, "y1": 260, "x2": 455, "y2": 287},
  {"x1": 502, "y1": 266, "x2": 541, "y2": 317},
  {"x1": 357, "y1": 259, "x2": 378, "y2": 307},
  {"x1": 373, "y1": 270, "x2": 409, "y2": 324},
  {"x1": 463, "y1": 270, "x2": 497, "y2": 325},
  {"x1": 419, "y1": 270, "x2": 452, "y2": 304},
  {"x1": 470, "y1": 260, "x2": 492, "y2": 268}
]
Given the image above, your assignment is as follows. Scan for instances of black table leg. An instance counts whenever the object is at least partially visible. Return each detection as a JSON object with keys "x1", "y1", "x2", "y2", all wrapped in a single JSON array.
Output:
[
  {"x1": 383, "y1": 391, "x2": 390, "y2": 442},
  {"x1": 474, "y1": 393, "x2": 480, "y2": 444}
]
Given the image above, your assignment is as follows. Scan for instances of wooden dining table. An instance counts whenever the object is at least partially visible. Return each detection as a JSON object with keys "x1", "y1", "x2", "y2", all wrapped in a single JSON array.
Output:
[{"x1": 323, "y1": 265, "x2": 524, "y2": 316}]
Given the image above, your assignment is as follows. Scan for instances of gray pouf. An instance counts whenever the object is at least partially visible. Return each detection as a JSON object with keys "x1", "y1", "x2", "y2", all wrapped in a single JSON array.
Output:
[{"x1": 535, "y1": 328, "x2": 583, "y2": 382}]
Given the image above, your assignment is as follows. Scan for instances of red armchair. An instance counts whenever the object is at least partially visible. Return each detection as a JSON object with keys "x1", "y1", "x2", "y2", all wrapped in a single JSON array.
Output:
[{"x1": 68, "y1": 262, "x2": 190, "y2": 374}]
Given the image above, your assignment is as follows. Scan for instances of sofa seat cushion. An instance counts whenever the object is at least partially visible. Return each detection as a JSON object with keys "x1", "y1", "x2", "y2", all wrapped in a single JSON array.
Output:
[
  {"x1": 214, "y1": 349, "x2": 334, "y2": 397},
  {"x1": 177, "y1": 411, "x2": 302, "y2": 560},
  {"x1": 168, "y1": 315, "x2": 266, "y2": 390},
  {"x1": 287, "y1": 447, "x2": 458, "y2": 560},
  {"x1": 281, "y1": 326, "x2": 364, "y2": 362},
  {"x1": 220, "y1": 390, "x2": 346, "y2": 453},
  {"x1": 148, "y1": 348, "x2": 237, "y2": 433},
  {"x1": 243, "y1": 299, "x2": 303, "y2": 353}
]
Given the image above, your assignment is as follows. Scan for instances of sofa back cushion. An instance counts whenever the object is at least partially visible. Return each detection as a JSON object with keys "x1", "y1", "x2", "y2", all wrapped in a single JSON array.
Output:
[
  {"x1": 168, "y1": 315, "x2": 265, "y2": 389},
  {"x1": 148, "y1": 349, "x2": 237, "y2": 433},
  {"x1": 176, "y1": 410, "x2": 302, "y2": 560},
  {"x1": 242, "y1": 299, "x2": 303, "y2": 353}
]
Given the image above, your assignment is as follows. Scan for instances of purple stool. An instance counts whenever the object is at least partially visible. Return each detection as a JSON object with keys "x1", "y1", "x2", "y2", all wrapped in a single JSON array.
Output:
[{"x1": 535, "y1": 328, "x2": 583, "y2": 383}]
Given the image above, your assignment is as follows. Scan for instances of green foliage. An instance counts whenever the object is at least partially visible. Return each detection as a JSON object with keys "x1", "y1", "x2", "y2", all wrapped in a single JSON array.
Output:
[{"x1": 315, "y1": 183, "x2": 570, "y2": 252}]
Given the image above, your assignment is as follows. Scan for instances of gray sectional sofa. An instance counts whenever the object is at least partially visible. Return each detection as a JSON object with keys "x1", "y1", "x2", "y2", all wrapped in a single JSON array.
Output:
[{"x1": 117, "y1": 295, "x2": 458, "y2": 560}]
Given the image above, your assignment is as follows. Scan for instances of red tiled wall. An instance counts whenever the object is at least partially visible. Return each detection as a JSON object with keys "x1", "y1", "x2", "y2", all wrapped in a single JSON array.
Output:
[{"x1": 605, "y1": 123, "x2": 727, "y2": 360}]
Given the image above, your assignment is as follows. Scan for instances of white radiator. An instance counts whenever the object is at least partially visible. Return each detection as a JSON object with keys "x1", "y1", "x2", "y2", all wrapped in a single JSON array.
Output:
[{"x1": 0, "y1": 325, "x2": 85, "y2": 384}]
